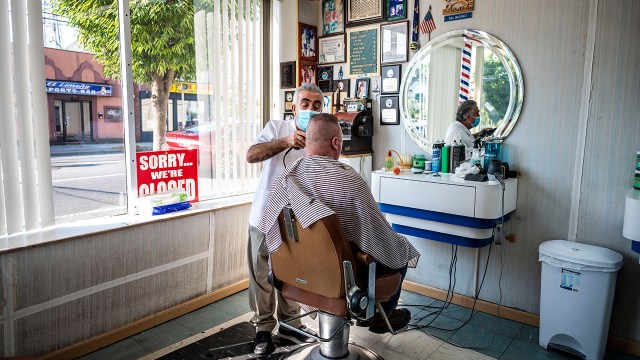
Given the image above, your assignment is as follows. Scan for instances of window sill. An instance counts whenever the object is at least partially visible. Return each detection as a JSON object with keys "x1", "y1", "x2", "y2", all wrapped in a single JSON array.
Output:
[{"x1": 0, "y1": 194, "x2": 253, "y2": 255}]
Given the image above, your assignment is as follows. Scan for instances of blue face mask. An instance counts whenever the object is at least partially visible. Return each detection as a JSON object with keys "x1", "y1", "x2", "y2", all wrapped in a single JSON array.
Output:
[
  {"x1": 295, "y1": 110, "x2": 320, "y2": 131},
  {"x1": 471, "y1": 116, "x2": 480, "y2": 128}
]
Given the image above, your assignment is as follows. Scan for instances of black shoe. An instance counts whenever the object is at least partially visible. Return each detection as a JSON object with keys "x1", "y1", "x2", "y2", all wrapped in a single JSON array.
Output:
[
  {"x1": 355, "y1": 318, "x2": 370, "y2": 327},
  {"x1": 278, "y1": 325, "x2": 317, "y2": 343},
  {"x1": 253, "y1": 331, "x2": 275, "y2": 356},
  {"x1": 368, "y1": 308, "x2": 411, "y2": 334}
]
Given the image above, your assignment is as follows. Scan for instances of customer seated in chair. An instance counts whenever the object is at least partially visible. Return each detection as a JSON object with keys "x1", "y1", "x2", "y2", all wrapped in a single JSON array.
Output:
[{"x1": 258, "y1": 113, "x2": 421, "y2": 334}]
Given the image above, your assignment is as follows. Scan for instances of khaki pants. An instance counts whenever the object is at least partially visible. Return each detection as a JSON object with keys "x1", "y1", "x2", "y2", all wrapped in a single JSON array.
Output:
[{"x1": 247, "y1": 225, "x2": 302, "y2": 332}]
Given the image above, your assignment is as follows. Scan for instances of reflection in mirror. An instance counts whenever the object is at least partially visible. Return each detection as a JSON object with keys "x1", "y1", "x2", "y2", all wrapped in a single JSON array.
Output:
[{"x1": 400, "y1": 29, "x2": 524, "y2": 153}]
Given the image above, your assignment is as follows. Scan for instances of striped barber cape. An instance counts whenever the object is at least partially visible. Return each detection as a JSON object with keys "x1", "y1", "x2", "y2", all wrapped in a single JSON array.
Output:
[{"x1": 257, "y1": 156, "x2": 420, "y2": 270}]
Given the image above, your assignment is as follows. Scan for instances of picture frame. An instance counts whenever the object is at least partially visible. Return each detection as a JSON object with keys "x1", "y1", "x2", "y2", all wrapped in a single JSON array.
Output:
[
  {"x1": 347, "y1": 24, "x2": 380, "y2": 77},
  {"x1": 353, "y1": 78, "x2": 370, "y2": 98},
  {"x1": 319, "y1": 34, "x2": 346, "y2": 64},
  {"x1": 280, "y1": 61, "x2": 296, "y2": 88},
  {"x1": 284, "y1": 112, "x2": 295, "y2": 121},
  {"x1": 322, "y1": 0, "x2": 344, "y2": 35},
  {"x1": 380, "y1": 95, "x2": 400, "y2": 125},
  {"x1": 299, "y1": 23, "x2": 318, "y2": 62},
  {"x1": 385, "y1": 0, "x2": 407, "y2": 21},
  {"x1": 299, "y1": 61, "x2": 318, "y2": 85},
  {"x1": 381, "y1": 64, "x2": 401, "y2": 94},
  {"x1": 284, "y1": 91, "x2": 295, "y2": 111},
  {"x1": 381, "y1": 21, "x2": 409, "y2": 64},
  {"x1": 322, "y1": 93, "x2": 334, "y2": 114},
  {"x1": 332, "y1": 79, "x2": 350, "y2": 112},
  {"x1": 104, "y1": 106, "x2": 123, "y2": 122},
  {"x1": 346, "y1": 0, "x2": 384, "y2": 27},
  {"x1": 318, "y1": 66, "x2": 334, "y2": 92}
]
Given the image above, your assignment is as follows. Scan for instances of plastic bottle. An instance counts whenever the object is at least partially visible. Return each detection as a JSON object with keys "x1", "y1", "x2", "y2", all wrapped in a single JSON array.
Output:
[
  {"x1": 484, "y1": 138, "x2": 503, "y2": 169},
  {"x1": 431, "y1": 141, "x2": 442, "y2": 172},
  {"x1": 471, "y1": 145, "x2": 481, "y2": 166},
  {"x1": 634, "y1": 150, "x2": 640, "y2": 190},
  {"x1": 450, "y1": 140, "x2": 464, "y2": 173},
  {"x1": 441, "y1": 144, "x2": 450, "y2": 173}
]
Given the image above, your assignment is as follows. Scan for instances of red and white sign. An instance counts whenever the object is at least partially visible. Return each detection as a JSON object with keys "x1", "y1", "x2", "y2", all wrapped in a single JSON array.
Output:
[{"x1": 136, "y1": 149, "x2": 199, "y2": 202}]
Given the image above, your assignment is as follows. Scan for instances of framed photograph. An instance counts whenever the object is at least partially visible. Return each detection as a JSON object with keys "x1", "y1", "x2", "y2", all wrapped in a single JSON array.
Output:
[
  {"x1": 322, "y1": 0, "x2": 344, "y2": 35},
  {"x1": 347, "y1": 24, "x2": 380, "y2": 77},
  {"x1": 322, "y1": 93, "x2": 334, "y2": 114},
  {"x1": 346, "y1": 0, "x2": 384, "y2": 27},
  {"x1": 381, "y1": 21, "x2": 409, "y2": 64},
  {"x1": 333, "y1": 79, "x2": 350, "y2": 112},
  {"x1": 104, "y1": 106, "x2": 123, "y2": 122},
  {"x1": 280, "y1": 61, "x2": 296, "y2": 88},
  {"x1": 299, "y1": 61, "x2": 318, "y2": 85},
  {"x1": 353, "y1": 78, "x2": 370, "y2": 98},
  {"x1": 319, "y1": 35, "x2": 346, "y2": 64},
  {"x1": 381, "y1": 64, "x2": 401, "y2": 94},
  {"x1": 284, "y1": 91, "x2": 295, "y2": 111},
  {"x1": 380, "y1": 95, "x2": 400, "y2": 125},
  {"x1": 386, "y1": 0, "x2": 407, "y2": 21},
  {"x1": 299, "y1": 23, "x2": 318, "y2": 62},
  {"x1": 318, "y1": 66, "x2": 334, "y2": 92},
  {"x1": 284, "y1": 112, "x2": 295, "y2": 121}
]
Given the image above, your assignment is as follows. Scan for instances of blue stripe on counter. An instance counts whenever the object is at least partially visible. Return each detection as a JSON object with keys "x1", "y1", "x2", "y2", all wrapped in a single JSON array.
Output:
[
  {"x1": 632, "y1": 240, "x2": 640, "y2": 254},
  {"x1": 379, "y1": 203, "x2": 511, "y2": 229},
  {"x1": 392, "y1": 224, "x2": 494, "y2": 248}
]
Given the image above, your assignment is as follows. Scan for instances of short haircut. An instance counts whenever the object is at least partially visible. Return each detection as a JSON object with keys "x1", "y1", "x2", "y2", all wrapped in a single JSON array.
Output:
[
  {"x1": 307, "y1": 113, "x2": 340, "y2": 143},
  {"x1": 456, "y1": 100, "x2": 478, "y2": 122},
  {"x1": 293, "y1": 83, "x2": 323, "y2": 103}
]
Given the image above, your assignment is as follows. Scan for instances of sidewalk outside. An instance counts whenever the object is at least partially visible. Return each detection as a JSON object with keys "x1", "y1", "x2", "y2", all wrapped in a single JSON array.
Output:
[{"x1": 49, "y1": 142, "x2": 154, "y2": 157}]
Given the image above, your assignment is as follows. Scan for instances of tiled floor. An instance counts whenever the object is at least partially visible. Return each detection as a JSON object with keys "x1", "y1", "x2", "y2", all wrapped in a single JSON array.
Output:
[{"x1": 78, "y1": 289, "x2": 639, "y2": 360}]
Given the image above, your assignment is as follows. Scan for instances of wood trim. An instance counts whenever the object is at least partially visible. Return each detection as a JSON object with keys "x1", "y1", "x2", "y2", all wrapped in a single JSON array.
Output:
[
  {"x1": 402, "y1": 281, "x2": 539, "y2": 326},
  {"x1": 41, "y1": 279, "x2": 249, "y2": 360},
  {"x1": 403, "y1": 281, "x2": 640, "y2": 357}
]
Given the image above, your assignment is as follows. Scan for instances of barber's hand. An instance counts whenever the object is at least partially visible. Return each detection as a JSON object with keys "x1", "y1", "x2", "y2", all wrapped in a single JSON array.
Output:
[{"x1": 288, "y1": 130, "x2": 306, "y2": 149}]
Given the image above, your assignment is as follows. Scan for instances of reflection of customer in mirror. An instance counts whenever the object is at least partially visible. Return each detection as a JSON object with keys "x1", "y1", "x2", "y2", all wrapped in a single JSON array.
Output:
[{"x1": 444, "y1": 100, "x2": 494, "y2": 149}]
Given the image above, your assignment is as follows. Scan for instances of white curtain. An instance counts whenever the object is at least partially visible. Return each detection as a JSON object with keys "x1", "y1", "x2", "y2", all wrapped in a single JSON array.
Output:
[
  {"x1": 428, "y1": 44, "x2": 459, "y2": 143},
  {"x1": 194, "y1": 0, "x2": 261, "y2": 198},
  {"x1": 0, "y1": 0, "x2": 54, "y2": 236}
]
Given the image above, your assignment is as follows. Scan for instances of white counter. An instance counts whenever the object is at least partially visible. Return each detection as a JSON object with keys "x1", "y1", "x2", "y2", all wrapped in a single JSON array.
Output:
[{"x1": 372, "y1": 170, "x2": 518, "y2": 247}]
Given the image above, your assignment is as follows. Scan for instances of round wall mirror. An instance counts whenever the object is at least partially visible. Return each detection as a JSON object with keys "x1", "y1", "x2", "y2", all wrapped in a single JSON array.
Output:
[{"x1": 399, "y1": 29, "x2": 524, "y2": 152}]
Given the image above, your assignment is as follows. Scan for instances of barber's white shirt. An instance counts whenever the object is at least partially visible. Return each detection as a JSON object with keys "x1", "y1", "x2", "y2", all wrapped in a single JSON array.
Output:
[
  {"x1": 444, "y1": 121, "x2": 474, "y2": 149},
  {"x1": 248, "y1": 120, "x2": 304, "y2": 227}
]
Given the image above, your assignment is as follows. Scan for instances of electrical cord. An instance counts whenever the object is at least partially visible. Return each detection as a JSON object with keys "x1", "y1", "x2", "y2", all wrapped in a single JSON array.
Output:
[
  {"x1": 282, "y1": 147, "x2": 295, "y2": 168},
  {"x1": 404, "y1": 179, "x2": 508, "y2": 351}
]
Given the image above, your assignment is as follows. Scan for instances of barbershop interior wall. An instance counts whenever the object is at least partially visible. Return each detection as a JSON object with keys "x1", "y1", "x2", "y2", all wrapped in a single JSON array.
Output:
[
  {"x1": 284, "y1": 0, "x2": 640, "y2": 342},
  {"x1": 371, "y1": 0, "x2": 640, "y2": 343}
]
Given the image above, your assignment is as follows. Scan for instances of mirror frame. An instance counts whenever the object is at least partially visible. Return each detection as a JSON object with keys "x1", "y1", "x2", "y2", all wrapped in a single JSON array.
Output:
[{"x1": 399, "y1": 29, "x2": 524, "y2": 151}]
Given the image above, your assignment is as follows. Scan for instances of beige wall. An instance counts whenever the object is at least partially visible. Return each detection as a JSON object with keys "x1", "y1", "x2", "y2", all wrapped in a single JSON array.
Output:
[{"x1": 0, "y1": 204, "x2": 250, "y2": 357}]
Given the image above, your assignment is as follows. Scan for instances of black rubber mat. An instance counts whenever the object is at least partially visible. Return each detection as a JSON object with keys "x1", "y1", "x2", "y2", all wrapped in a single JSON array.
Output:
[{"x1": 158, "y1": 321, "x2": 303, "y2": 359}]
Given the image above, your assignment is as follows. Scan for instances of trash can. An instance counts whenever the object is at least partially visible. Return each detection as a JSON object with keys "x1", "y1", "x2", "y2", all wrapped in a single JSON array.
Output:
[{"x1": 538, "y1": 240, "x2": 623, "y2": 360}]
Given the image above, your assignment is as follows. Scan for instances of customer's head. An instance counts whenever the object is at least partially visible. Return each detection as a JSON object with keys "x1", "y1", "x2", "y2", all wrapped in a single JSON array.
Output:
[
  {"x1": 455, "y1": 100, "x2": 479, "y2": 129},
  {"x1": 292, "y1": 83, "x2": 324, "y2": 131},
  {"x1": 306, "y1": 113, "x2": 342, "y2": 160}
]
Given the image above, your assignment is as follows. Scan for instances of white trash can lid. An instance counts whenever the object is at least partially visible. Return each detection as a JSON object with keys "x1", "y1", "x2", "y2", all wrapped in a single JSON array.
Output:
[{"x1": 539, "y1": 240, "x2": 623, "y2": 270}]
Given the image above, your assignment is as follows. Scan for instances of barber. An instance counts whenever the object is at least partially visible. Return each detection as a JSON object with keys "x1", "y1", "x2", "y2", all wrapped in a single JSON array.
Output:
[
  {"x1": 245, "y1": 83, "x2": 323, "y2": 356},
  {"x1": 444, "y1": 99, "x2": 494, "y2": 148}
]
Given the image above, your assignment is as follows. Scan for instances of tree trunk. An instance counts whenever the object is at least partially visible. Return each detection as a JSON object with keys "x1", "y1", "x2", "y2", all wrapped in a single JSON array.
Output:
[{"x1": 150, "y1": 70, "x2": 175, "y2": 150}]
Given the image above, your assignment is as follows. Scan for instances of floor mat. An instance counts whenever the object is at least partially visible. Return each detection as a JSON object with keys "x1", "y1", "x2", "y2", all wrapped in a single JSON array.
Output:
[{"x1": 158, "y1": 321, "x2": 303, "y2": 360}]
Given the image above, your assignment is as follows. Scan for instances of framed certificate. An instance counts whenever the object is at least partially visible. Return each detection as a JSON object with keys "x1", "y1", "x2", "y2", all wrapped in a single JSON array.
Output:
[
  {"x1": 381, "y1": 64, "x2": 401, "y2": 94},
  {"x1": 380, "y1": 95, "x2": 399, "y2": 125},
  {"x1": 322, "y1": 0, "x2": 344, "y2": 35},
  {"x1": 319, "y1": 35, "x2": 346, "y2": 64},
  {"x1": 381, "y1": 21, "x2": 409, "y2": 64}
]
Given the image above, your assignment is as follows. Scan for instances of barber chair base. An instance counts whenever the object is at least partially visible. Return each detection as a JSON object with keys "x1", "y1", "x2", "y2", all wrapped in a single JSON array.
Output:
[{"x1": 284, "y1": 343, "x2": 383, "y2": 360}]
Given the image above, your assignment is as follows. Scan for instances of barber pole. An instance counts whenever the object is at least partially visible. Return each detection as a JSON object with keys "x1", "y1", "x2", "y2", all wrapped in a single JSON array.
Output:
[{"x1": 459, "y1": 37, "x2": 472, "y2": 103}]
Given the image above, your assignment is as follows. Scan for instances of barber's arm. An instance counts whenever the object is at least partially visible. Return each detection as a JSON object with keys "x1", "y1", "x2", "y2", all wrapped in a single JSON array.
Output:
[{"x1": 246, "y1": 130, "x2": 306, "y2": 163}]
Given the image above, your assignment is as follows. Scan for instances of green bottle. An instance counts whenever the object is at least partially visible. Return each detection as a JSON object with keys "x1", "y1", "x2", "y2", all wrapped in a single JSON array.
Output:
[
  {"x1": 635, "y1": 151, "x2": 640, "y2": 190},
  {"x1": 441, "y1": 145, "x2": 450, "y2": 173}
]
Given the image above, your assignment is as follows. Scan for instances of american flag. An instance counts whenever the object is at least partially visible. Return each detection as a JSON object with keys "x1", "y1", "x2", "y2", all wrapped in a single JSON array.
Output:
[{"x1": 420, "y1": 6, "x2": 436, "y2": 35}]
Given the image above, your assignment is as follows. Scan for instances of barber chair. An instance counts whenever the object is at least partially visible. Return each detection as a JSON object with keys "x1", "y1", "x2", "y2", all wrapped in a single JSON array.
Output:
[{"x1": 270, "y1": 207, "x2": 403, "y2": 360}]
